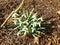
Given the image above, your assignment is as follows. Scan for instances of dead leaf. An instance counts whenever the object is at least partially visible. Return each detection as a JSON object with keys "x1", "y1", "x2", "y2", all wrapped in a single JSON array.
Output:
[
  {"x1": 56, "y1": 10, "x2": 60, "y2": 14},
  {"x1": 34, "y1": 37, "x2": 39, "y2": 44},
  {"x1": 56, "y1": 38, "x2": 60, "y2": 45},
  {"x1": 47, "y1": 38, "x2": 51, "y2": 45},
  {"x1": 7, "y1": 17, "x2": 13, "y2": 24},
  {"x1": 47, "y1": 42, "x2": 51, "y2": 45}
]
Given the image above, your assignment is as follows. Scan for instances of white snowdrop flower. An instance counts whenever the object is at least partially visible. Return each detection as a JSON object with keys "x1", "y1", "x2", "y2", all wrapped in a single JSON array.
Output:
[
  {"x1": 24, "y1": 31, "x2": 27, "y2": 36},
  {"x1": 18, "y1": 19, "x2": 21, "y2": 22},
  {"x1": 23, "y1": 26, "x2": 28, "y2": 31},
  {"x1": 22, "y1": 20, "x2": 27, "y2": 23},
  {"x1": 32, "y1": 22, "x2": 37, "y2": 27},
  {"x1": 37, "y1": 22, "x2": 41, "y2": 26},
  {"x1": 22, "y1": 20, "x2": 29, "y2": 25},
  {"x1": 32, "y1": 18, "x2": 36, "y2": 21},
  {"x1": 12, "y1": 13, "x2": 18, "y2": 18},
  {"x1": 18, "y1": 19, "x2": 22, "y2": 26},
  {"x1": 26, "y1": 22, "x2": 29, "y2": 25},
  {"x1": 19, "y1": 22, "x2": 22, "y2": 26},
  {"x1": 13, "y1": 20, "x2": 17, "y2": 25},
  {"x1": 21, "y1": 14, "x2": 26, "y2": 18},
  {"x1": 31, "y1": 27, "x2": 35, "y2": 32},
  {"x1": 38, "y1": 17, "x2": 43, "y2": 21},
  {"x1": 25, "y1": 20, "x2": 29, "y2": 25},
  {"x1": 22, "y1": 21, "x2": 25, "y2": 24}
]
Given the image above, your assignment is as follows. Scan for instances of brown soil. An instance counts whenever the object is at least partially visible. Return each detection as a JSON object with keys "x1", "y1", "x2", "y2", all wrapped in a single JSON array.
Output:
[{"x1": 0, "y1": 0, "x2": 60, "y2": 45}]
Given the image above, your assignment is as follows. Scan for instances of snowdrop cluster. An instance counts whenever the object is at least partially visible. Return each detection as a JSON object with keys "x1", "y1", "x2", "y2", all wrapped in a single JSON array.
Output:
[{"x1": 12, "y1": 9, "x2": 45, "y2": 37}]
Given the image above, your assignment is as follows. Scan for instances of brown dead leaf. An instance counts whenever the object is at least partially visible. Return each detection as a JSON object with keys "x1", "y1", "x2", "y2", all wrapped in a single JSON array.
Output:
[
  {"x1": 34, "y1": 37, "x2": 39, "y2": 44},
  {"x1": 56, "y1": 38, "x2": 60, "y2": 45},
  {"x1": 7, "y1": 17, "x2": 13, "y2": 24},
  {"x1": 56, "y1": 10, "x2": 60, "y2": 14},
  {"x1": 47, "y1": 42, "x2": 51, "y2": 45},
  {"x1": 47, "y1": 38, "x2": 51, "y2": 45}
]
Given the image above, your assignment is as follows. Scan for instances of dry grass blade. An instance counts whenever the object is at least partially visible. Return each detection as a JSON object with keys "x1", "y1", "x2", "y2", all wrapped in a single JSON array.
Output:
[{"x1": 0, "y1": 0, "x2": 25, "y2": 27}]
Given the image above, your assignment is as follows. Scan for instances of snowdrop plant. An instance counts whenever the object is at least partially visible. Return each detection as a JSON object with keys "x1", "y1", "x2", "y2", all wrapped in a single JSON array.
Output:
[{"x1": 12, "y1": 8, "x2": 45, "y2": 37}]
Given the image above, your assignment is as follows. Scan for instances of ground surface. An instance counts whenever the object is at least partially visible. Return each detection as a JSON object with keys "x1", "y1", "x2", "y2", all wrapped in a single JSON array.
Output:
[{"x1": 0, "y1": 0, "x2": 60, "y2": 45}]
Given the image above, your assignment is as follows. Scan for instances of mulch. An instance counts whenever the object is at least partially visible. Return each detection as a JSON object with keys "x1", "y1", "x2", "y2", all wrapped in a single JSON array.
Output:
[{"x1": 0, "y1": 0, "x2": 60, "y2": 45}]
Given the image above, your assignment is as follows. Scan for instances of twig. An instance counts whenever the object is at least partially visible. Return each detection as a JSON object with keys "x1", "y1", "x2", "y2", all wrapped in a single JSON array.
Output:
[{"x1": 0, "y1": 0, "x2": 25, "y2": 27}]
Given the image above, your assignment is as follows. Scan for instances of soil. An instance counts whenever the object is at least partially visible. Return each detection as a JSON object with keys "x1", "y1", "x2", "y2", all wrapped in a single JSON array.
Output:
[{"x1": 0, "y1": 0, "x2": 60, "y2": 45}]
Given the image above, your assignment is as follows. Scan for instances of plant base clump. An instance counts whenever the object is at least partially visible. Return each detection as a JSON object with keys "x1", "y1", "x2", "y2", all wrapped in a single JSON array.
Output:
[{"x1": 12, "y1": 8, "x2": 48, "y2": 37}]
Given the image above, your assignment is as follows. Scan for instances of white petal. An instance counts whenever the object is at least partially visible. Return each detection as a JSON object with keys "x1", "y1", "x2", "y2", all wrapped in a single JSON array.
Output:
[{"x1": 12, "y1": 13, "x2": 18, "y2": 18}]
